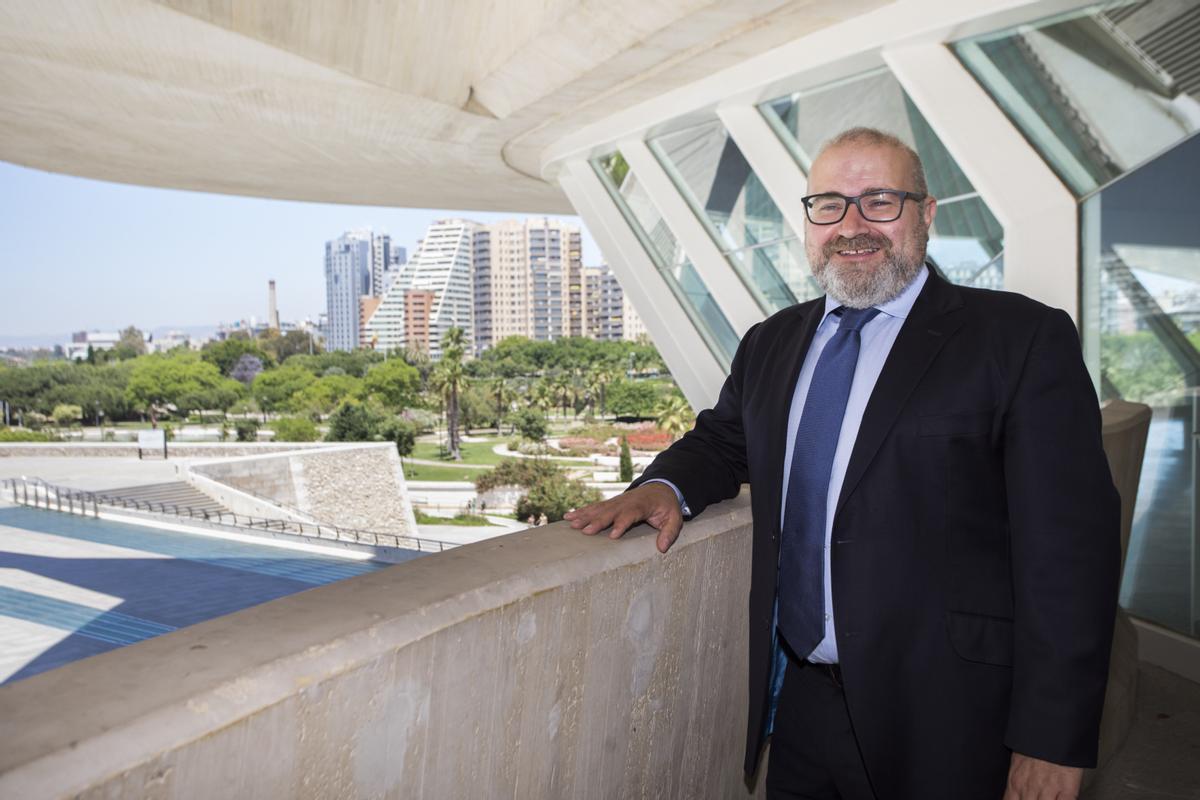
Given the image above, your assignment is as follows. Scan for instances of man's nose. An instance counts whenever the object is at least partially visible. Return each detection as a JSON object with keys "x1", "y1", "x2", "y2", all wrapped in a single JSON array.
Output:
[{"x1": 835, "y1": 201, "x2": 870, "y2": 238}]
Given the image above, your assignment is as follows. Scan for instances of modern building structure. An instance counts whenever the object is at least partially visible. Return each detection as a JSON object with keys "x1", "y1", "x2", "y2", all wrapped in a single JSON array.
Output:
[
  {"x1": 357, "y1": 295, "x2": 382, "y2": 349},
  {"x1": 471, "y1": 217, "x2": 585, "y2": 353},
  {"x1": 401, "y1": 219, "x2": 477, "y2": 360},
  {"x1": 403, "y1": 290, "x2": 436, "y2": 355},
  {"x1": 3, "y1": 0, "x2": 1200, "y2": 794},
  {"x1": 323, "y1": 232, "x2": 372, "y2": 352}
]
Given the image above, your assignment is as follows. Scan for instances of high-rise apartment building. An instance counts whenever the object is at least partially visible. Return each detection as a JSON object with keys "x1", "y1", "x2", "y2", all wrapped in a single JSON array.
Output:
[
  {"x1": 370, "y1": 233, "x2": 391, "y2": 298},
  {"x1": 403, "y1": 290, "x2": 436, "y2": 354},
  {"x1": 362, "y1": 219, "x2": 475, "y2": 359},
  {"x1": 472, "y1": 217, "x2": 583, "y2": 353},
  {"x1": 324, "y1": 232, "x2": 372, "y2": 352}
]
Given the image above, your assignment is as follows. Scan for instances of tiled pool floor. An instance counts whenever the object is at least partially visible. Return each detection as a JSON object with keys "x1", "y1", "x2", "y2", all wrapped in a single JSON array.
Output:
[{"x1": 0, "y1": 505, "x2": 406, "y2": 684}]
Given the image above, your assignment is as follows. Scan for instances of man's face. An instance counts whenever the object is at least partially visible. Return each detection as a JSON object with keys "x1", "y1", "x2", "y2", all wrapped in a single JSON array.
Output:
[{"x1": 804, "y1": 142, "x2": 937, "y2": 308}]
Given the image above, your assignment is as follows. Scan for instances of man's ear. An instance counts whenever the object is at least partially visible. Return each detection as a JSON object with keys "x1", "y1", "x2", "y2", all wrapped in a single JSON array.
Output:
[{"x1": 923, "y1": 196, "x2": 938, "y2": 228}]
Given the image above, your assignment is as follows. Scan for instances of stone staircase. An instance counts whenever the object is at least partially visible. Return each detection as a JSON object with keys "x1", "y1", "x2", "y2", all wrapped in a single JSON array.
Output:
[{"x1": 96, "y1": 481, "x2": 228, "y2": 516}]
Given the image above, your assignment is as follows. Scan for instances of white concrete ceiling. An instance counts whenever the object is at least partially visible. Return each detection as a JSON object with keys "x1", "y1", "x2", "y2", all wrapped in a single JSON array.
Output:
[{"x1": 0, "y1": 0, "x2": 889, "y2": 212}]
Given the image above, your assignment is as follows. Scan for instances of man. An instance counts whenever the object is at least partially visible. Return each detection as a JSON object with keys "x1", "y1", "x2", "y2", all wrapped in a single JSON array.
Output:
[{"x1": 565, "y1": 128, "x2": 1120, "y2": 799}]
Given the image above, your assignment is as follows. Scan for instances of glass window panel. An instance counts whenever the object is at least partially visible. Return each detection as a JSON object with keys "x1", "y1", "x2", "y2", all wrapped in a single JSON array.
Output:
[
  {"x1": 592, "y1": 151, "x2": 739, "y2": 365},
  {"x1": 648, "y1": 119, "x2": 804, "y2": 312},
  {"x1": 760, "y1": 67, "x2": 1005, "y2": 290},
  {"x1": 955, "y1": 1, "x2": 1200, "y2": 196},
  {"x1": 1082, "y1": 132, "x2": 1200, "y2": 638}
]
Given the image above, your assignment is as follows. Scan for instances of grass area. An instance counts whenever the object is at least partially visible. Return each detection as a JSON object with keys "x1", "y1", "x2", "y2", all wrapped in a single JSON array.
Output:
[
  {"x1": 402, "y1": 462, "x2": 489, "y2": 482},
  {"x1": 413, "y1": 509, "x2": 497, "y2": 527},
  {"x1": 411, "y1": 439, "x2": 508, "y2": 465}
]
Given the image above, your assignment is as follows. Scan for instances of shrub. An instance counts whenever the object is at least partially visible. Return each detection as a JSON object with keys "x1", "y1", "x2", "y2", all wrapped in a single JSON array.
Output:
[
  {"x1": 0, "y1": 427, "x2": 53, "y2": 442},
  {"x1": 271, "y1": 416, "x2": 319, "y2": 442},
  {"x1": 380, "y1": 418, "x2": 418, "y2": 458},
  {"x1": 325, "y1": 402, "x2": 380, "y2": 442},
  {"x1": 619, "y1": 436, "x2": 634, "y2": 483},
  {"x1": 508, "y1": 408, "x2": 547, "y2": 442},
  {"x1": 515, "y1": 478, "x2": 601, "y2": 523},
  {"x1": 235, "y1": 420, "x2": 260, "y2": 442},
  {"x1": 475, "y1": 458, "x2": 563, "y2": 493}
]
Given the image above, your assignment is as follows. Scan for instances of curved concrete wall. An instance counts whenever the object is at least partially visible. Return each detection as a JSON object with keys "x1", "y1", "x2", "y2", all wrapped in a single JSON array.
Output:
[{"x1": 0, "y1": 494, "x2": 762, "y2": 799}]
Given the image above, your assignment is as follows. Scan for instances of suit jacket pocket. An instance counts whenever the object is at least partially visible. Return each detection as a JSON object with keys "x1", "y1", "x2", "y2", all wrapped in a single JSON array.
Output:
[
  {"x1": 918, "y1": 409, "x2": 993, "y2": 437},
  {"x1": 946, "y1": 610, "x2": 1014, "y2": 666}
]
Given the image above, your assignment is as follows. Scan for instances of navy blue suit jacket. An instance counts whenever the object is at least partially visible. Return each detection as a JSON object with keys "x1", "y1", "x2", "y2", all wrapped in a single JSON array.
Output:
[{"x1": 634, "y1": 271, "x2": 1120, "y2": 798}]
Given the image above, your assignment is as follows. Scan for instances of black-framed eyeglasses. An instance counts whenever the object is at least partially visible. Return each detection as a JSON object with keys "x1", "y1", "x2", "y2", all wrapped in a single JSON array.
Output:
[{"x1": 800, "y1": 190, "x2": 927, "y2": 225}]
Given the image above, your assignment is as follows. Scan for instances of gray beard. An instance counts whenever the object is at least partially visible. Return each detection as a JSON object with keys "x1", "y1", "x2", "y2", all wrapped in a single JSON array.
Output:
[{"x1": 810, "y1": 237, "x2": 926, "y2": 309}]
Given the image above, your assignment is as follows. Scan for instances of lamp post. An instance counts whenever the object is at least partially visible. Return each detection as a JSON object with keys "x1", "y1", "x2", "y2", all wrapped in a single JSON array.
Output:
[{"x1": 95, "y1": 401, "x2": 103, "y2": 441}]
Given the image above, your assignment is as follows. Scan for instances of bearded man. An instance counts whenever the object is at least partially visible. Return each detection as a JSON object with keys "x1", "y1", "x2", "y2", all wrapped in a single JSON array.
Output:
[{"x1": 565, "y1": 127, "x2": 1120, "y2": 799}]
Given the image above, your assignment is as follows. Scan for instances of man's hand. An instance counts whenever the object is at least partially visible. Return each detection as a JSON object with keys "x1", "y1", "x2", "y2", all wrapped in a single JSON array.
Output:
[
  {"x1": 1003, "y1": 752, "x2": 1082, "y2": 800},
  {"x1": 564, "y1": 482, "x2": 684, "y2": 553}
]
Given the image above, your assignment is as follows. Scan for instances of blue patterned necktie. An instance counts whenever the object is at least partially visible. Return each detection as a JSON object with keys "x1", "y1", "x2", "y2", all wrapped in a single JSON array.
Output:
[{"x1": 778, "y1": 306, "x2": 881, "y2": 659}]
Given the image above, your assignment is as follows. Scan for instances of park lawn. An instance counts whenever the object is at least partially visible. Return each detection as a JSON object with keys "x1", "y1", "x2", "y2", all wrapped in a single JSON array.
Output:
[
  {"x1": 412, "y1": 439, "x2": 508, "y2": 465},
  {"x1": 402, "y1": 462, "x2": 489, "y2": 482},
  {"x1": 413, "y1": 509, "x2": 497, "y2": 527}
]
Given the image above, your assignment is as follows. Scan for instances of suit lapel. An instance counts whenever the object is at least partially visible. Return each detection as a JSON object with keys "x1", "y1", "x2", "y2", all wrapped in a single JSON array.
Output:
[
  {"x1": 834, "y1": 271, "x2": 965, "y2": 520},
  {"x1": 762, "y1": 299, "x2": 826, "y2": 533}
]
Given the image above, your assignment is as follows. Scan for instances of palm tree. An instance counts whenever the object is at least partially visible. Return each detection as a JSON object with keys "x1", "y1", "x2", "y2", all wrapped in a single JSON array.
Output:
[
  {"x1": 430, "y1": 327, "x2": 467, "y2": 460},
  {"x1": 489, "y1": 377, "x2": 516, "y2": 434},
  {"x1": 587, "y1": 368, "x2": 616, "y2": 418},
  {"x1": 655, "y1": 394, "x2": 695, "y2": 441},
  {"x1": 551, "y1": 373, "x2": 574, "y2": 419},
  {"x1": 530, "y1": 379, "x2": 554, "y2": 420}
]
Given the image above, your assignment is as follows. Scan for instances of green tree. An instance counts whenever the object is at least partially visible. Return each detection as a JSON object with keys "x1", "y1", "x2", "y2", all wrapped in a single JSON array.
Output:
[
  {"x1": 362, "y1": 358, "x2": 421, "y2": 411},
  {"x1": 509, "y1": 408, "x2": 547, "y2": 442},
  {"x1": 619, "y1": 436, "x2": 634, "y2": 483},
  {"x1": 125, "y1": 353, "x2": 225, "y2": 424},
  {"x1": 291, "y1": 373, "x2": 364, "y2": 417},
  {"x1": 606, "y1": 379, "x2": 658, "y2": 418},
  {"x1": 429, "y1": 328, "x2": 468, "y2": 459},
  {"x1": 515, "y1": 478, "x2": 602, "y2": 524},
  {"x1": 252, "y1": 366, "x2": 316, "y2": 416},
  {"x1": 202, "y1": 337, "x2": 275, "y2": 377},
  {"x1": 380, "y1": 417, "x2": 418, "y2": 459},
  {"x1": 111, "y1": 325, "x2": 147, "y2": 360},
  {"x1": 325, "y1": 402, "x2": 380, "y2": 441}
]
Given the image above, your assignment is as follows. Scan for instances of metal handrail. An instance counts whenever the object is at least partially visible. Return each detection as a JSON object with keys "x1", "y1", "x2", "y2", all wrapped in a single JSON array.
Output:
[{"x1": 1, "y1": 477, "x2": 457, "y2": 554}]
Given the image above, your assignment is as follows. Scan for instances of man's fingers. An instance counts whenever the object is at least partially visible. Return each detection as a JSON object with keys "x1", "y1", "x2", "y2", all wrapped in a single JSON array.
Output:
[{"x1": 655, "y1": 515, "x2": 683, "y2": 553}]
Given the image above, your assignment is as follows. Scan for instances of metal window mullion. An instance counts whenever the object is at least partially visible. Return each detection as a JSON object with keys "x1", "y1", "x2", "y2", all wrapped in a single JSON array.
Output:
[
  {"x1": 619, "y1": 139, "x2": 764, "y2": 336},
  {"x1": 884, "y1": 42, "x2": 1079, "y2": 322},
  {"x1": 717, "y1": 104, "x2": 812, "y2": 243},
  {"x1": 559, "y1": 160, "x2": 725, "y2": 410}
]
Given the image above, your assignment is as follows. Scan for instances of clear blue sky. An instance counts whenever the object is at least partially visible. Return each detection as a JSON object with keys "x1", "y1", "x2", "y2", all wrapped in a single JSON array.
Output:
[{"x1": 0, "y1": 161, "x2": 601, "y2": 347}]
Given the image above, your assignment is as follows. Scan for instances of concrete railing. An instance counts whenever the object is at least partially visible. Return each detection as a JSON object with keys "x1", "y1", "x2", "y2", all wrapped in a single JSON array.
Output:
[{"x1": 0, "y1": 493, "x2": 763, "y2": 799}]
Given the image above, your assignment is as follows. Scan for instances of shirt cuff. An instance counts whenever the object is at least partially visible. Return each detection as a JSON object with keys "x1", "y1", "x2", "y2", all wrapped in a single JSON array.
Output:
[{"x1": 642, "y1": 478, "x2": 691, "y2": 517}]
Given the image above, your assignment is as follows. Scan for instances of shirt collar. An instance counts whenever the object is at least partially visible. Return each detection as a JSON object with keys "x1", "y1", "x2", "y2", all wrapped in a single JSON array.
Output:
[{"x1": 821, "y1": 264, "x2": 929, "y2": 322}]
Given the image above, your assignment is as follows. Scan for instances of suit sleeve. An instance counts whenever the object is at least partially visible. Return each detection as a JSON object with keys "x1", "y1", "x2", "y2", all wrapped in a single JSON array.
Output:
[
  {"x1": 629, "y1": 324, "x2": 758, "y2": 517},
  {"x1": 1002, "y1": 308, "x2": 1121, "y2": 767}
]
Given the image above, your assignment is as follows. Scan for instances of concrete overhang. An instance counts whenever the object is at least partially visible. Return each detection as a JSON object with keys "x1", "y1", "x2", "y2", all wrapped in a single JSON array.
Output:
[{"x1": 0, "y1": 0, "x2": 890, "y2": 212}]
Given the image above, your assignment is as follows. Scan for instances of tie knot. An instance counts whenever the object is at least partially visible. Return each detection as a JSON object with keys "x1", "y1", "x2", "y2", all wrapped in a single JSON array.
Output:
[{"x1": 835, "y1": 306, "x2": 881, "y2": 332}]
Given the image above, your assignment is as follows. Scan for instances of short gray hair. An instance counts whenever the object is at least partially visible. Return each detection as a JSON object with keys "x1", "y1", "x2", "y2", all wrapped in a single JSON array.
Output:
[{"x1": 815, "y1": 127, "x2": 928, "y2": 196}]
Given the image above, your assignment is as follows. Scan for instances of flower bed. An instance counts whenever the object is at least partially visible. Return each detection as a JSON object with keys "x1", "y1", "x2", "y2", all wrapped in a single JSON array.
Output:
[{"x1": 625, "y1": 427, "x2": 672, "y2": 451}]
